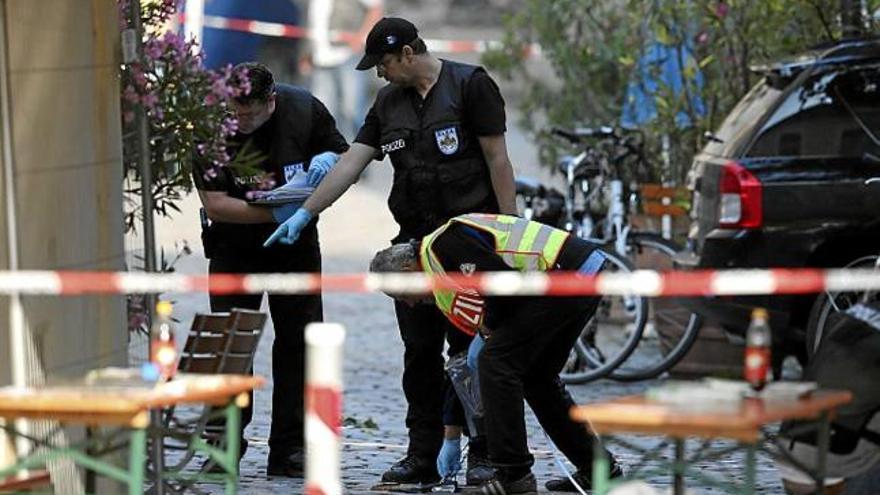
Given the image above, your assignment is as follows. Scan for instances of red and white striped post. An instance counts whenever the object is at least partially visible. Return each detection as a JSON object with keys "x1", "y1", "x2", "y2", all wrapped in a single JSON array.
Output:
[{"x1": 304, "y1": 323, "x2": 345, "y2": 495}]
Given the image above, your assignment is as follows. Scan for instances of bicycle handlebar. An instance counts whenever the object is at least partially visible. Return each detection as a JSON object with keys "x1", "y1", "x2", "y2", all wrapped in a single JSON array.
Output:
[{"x1": 551, "y1": 126, "x2": 617, "y2": 143}]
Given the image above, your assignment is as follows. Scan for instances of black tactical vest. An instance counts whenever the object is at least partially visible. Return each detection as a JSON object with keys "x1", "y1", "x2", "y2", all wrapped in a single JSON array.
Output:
[
  {"x1": 222, "y1": 83, "x2": 314, "y2": 200},
  {"x1": 208, "y1": 84, "x2": 316, "y2": 249},
  {"x1": 374, "y1": 60, "x2": 499, "y2": 239}
]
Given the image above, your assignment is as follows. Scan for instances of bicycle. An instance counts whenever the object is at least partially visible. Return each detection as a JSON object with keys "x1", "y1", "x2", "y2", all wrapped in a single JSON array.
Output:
[{"x1": 518, "y1": 126, "x2": 703, "y2": 383}]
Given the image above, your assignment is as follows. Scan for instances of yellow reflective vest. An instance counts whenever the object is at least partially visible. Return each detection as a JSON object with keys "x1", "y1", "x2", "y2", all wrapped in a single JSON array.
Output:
[{"x1": 419, "y1": 214, "x2": 570, "y2": 335}]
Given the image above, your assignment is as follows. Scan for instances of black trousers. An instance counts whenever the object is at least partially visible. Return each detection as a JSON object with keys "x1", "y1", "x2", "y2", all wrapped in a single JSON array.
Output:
[
  {"x1": 394, "y1": 300, "x2": 472, "y2": 460},
  {"x1": 478, "y1": 294, "x2": 611, "y2": 474},
  {"x1": 208, "y1": 229, "x2": 322, "y2": 458}
]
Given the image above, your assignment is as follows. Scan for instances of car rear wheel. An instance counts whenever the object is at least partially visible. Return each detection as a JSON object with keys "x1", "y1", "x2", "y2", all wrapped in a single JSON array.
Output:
[{"x1": 805, "y1": 255, "x2": 880, "y2": 358}]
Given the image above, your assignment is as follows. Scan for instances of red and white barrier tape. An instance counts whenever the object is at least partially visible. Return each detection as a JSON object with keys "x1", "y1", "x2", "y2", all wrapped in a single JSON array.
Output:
[
  {"x1": 0, "y1": 268, "x2": 877, "y2": 296},
  {"x1": 188, "y1": 14, "x2": 540, "y2": 56},
  {"x1": 305, "y1": 323, "x2": 345, "y2": 495}
]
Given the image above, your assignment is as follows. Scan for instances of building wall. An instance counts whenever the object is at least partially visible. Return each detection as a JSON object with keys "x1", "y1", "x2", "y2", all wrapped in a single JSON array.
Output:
[
  {"x1": 0, "y1": 0, "x2": 128, "y2": 490},
  {"x1": 0, "y1": 0, "x2": 127, "y2": 386}
]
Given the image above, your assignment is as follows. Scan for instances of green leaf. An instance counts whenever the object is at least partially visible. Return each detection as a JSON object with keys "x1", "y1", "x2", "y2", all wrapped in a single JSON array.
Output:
[{"x1": 698, "y1": 54, "x2": 715, "y2": 68}]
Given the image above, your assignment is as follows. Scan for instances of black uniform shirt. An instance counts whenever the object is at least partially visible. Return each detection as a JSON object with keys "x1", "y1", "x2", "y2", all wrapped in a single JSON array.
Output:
[
  {"x1": 430, "y1": 223, "x2": 594, "y2": 331},
  {"x1": 194, "y1": 96, "x2": 347, "y2": 197},
  {"x1": 193, "y1": 87, "x2": 348, "y2": 249},
  {"x1": 355, "y1": 66, "x2": 507, "y2": 153}
]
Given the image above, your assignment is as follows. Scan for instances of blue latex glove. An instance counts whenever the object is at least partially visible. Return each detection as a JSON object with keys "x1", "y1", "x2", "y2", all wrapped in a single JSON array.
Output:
[
  {"x1": 306, "y1": 151, "x2": 340, "y2": 187},
  {"x1": 264, "y1": 208, "x2": 313, "y2": 246},
  {"x1": 270, "y1": 202, "x2": 301, "y2": 223},
  {"x1": 467, "y1": 334, "x2": 484, "y2": 373},
  {"x1": 436, "y1": 438, "x2": 462, "y2": 478}
]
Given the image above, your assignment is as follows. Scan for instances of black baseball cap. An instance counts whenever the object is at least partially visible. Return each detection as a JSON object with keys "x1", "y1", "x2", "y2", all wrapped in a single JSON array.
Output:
[{"x1": 356, "y1": 17, "x2": 419, "y2": 71}]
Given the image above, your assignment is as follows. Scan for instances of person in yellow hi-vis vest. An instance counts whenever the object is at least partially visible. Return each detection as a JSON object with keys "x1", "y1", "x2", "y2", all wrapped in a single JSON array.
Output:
[{"x1": 370, "y1": 213, "x2": 623, "y2": 494}]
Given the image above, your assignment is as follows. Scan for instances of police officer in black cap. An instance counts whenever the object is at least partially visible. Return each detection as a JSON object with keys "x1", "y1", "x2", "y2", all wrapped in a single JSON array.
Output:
[
  {"x1": 194, "y1": 62, "x2": 348, "y2": 477},
  {"x1": 264, "y1": 17, "x2": 517, "y2": 488}
]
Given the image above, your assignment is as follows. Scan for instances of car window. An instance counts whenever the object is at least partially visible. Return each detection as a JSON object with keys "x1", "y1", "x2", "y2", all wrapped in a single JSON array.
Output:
[
  {"x1": 746, "y1": 66, "x2": 880, "y2": 160},
  {"x1": 703, "y1": 81, "x2": 783, "y2": 157}
]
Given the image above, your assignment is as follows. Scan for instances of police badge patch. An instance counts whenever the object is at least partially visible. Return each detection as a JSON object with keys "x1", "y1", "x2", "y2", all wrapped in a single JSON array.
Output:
[
  {"x1": 460, "y1": 263, "x2": 476, "y2": 276},
  {"x1": 283, "y1": 162, "x2": 304, "y2": 183},
  {"x1": 435, "y1": 127, "x2": 459, "y2": 155}
]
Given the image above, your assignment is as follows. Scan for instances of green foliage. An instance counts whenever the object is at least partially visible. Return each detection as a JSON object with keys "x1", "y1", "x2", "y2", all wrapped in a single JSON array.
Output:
[
  {"x1": 484, "y1": 0, "x2": 878, "y2": 184},
  {"x1": 118, "y1": 0, "x2": 267, "y2": 233}
]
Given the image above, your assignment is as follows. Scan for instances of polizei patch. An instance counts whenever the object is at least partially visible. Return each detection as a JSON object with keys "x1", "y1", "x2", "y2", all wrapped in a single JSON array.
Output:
[
  {"x1": 435, "y1": 127, "x2": 459, "y2": 155},
  {"x1": 381, "y1": 138, "x2": 406, "y2": 154}
]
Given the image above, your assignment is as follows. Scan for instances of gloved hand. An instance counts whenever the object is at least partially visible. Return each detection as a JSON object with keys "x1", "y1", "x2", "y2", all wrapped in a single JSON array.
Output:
[
  {"x1": 264, "y1": 208, "x2": 313, "y2": 246},
  {"x1": 270, "y1": 202, "x2": 301, "y2": 223},
  {"x1": 436, "y1": 437, "x2": 462, "y2": 478},
  {"x1": 306, "y1": 151, "x2": 340, "y2": 187},
  {"x1": 467, "y1": 333, "x2": 484, "y2": 372}
]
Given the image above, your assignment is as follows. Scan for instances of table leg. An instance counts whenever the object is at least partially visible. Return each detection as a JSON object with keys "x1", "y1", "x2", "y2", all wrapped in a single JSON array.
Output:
[
  {"x1": 85, "y1": 426, "x2": 96, "y2": 493},
  {"x1": 129, "y1": 427, "x2": 146, "y2": 495},
  {"x1": 815, "y1": 411, "x2": 830, "y2": 495},
  {"x1": 150, "y1": 409, "x2": 165, "y2": 495},
  {"x1": 740, "y1": 443, "x2": 757, "y2": 495},
  {"x1": 673, "y1": 438, "x2": 685, "y2": 495},
  {"x1": 224, "y1": 400, "x2": 240, "y2": 495},
  {"x1": 592, "y1": 435, "x2": 610, "y2": 495}
]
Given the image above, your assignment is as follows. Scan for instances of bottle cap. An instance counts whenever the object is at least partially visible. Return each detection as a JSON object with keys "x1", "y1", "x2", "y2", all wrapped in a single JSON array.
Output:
[
  {"x1": 140, "y1": 362, "x2": 160, "y2": 382},
  {"x1": 156, "y1": 300, "x2": 173, "y2": 318},
  {"x1": 752, "y1": 307, "x2": 768, "y2": 320}
]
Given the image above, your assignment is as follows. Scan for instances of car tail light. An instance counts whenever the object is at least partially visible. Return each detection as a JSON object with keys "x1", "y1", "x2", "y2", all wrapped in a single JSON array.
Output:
[{"x1": 718, "y1": 161, "x2": 762, "y2": 228}]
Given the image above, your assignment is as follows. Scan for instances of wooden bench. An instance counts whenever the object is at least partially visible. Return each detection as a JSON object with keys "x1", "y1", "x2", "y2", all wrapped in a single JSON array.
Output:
[
  {"x1": 0, "y1": 469, "x2": 51, "y2": 493},
  {"x1": 639, "y1": 183, "x2": 690, "y2": 218}
]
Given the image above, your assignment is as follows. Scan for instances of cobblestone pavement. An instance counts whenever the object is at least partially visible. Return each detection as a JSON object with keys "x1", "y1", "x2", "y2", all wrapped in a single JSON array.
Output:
[{"x1": 150, "y1": 160, "x2": 790, "y2": 493}]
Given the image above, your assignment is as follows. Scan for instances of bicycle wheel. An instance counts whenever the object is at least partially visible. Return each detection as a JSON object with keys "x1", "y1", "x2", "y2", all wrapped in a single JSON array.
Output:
[
  {"x1": 560, "y1": 248, "x2": 647, "y2": 384},
  {"x1": 607, "y1": 233, "x2": 703, "y2": 381},
  {"x1": 805, "y1": 255, "x2": 879, "y2": 358}
]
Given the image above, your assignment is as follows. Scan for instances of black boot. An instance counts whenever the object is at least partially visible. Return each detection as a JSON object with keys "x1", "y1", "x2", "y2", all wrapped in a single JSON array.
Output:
[
  {"x1": 465, "y1": 447, "x2": 495, "y2": 485},
  {"x1": 380, "y1": 455, "x2": 440, "y2": 484},
  {"x1": 544, "y1": 462, "x2": 624, "y2": 492},
  {"x1": 462, "y1": 471, "x2": 537, "y2": 495},
  {"x1": 202, "y1": 437, "x2": 248, "y2": 474},
  {"x1": 266, "y1": 448, "x2": 305, "y2": 478}
]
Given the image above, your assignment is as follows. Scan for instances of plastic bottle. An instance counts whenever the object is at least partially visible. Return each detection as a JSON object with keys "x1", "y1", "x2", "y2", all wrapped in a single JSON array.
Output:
[
  {"x1": 744, "y1": 307, "x2": 771, "y2": 391},
  {"x1": 150, "y1": 300, "x2": 178, "y2": 381}
]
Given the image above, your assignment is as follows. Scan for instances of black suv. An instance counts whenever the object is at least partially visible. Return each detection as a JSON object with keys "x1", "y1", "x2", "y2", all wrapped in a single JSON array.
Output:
[{"x1": 676, "y1": 38, "x2": 880, "y2": 366}]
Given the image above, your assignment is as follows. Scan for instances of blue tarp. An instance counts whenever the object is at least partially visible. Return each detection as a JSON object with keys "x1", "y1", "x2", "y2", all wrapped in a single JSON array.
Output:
[
  {"x1": 620, "y1": 40, "x2": 706, "y2": 128},
  {"x1": 196, "y1": 0, "x2": 301, "y2": 70}
]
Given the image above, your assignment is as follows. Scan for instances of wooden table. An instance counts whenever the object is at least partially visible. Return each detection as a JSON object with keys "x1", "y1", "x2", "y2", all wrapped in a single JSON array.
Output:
[
  {"x1": 571, "y1": 389, "x2": 852, "y2": 495},
  {"x1": 0, "y1": 372, "x2": 263, "y2": 495}
]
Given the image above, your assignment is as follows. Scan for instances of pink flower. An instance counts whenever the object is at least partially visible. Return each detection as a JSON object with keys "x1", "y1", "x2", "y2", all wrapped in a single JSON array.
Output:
[
  {"x1": 211, "y1": 77, "x2": 233, "y2": 99},
  {"x1": 123, "y1": 84, "x2": 139, "y2": 103},
  {"x1": 131, "y1": 65, "x2": 147, "y2": 88},
  {"x1": 141, "y1": 92, "x2": 158, "y2": 109},
  {"x1": 145, "y1": 40, "x2": 163, "y2": 60},
  {"x1": 715, "y1": 2, "x2": 729, "y2": 18}
]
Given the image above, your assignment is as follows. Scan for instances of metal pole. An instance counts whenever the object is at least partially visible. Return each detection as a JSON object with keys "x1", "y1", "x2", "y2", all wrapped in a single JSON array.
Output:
[
  {"x1": 0, "y1": 0, "x2": 31, "y2": 459},
  {"x1": 130, "y1": 0, "x2": 156, "y2": 279},
  {"x1": 673, "y1": 438, "x2": 685, "y2": 495},
  {"x1": 130, "y1": 3, "x2": 162, "y2": 493},
  {"x1": 0, "y1": 0, "x2": 25, "y2": 391},
  {"x1": 305, "y1": 323, "x2": 346, "y2": 495}
]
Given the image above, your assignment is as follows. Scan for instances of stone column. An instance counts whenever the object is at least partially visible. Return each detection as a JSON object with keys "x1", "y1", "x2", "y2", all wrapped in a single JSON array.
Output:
[{"x1": 0, "y1": 0, "x2": 126, "y2": 491}]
